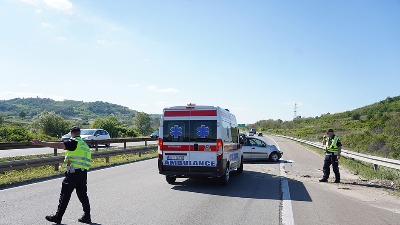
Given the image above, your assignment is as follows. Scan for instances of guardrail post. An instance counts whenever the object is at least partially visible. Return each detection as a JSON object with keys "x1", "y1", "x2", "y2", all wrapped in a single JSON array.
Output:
[
  {"x1": 54, "y1": 148, "x2": 59, "y2": 171},
  {"x1": 139, "y1": 151, "x2": 141, "y2": 157},
  {"x1": 374, "y1": 164, "x2": 379, "y2": 171},
  {"x1": 105, "y1": 156, "x2": 109, "y2": 163},
  {"x1": 95, "y1": 142, "x2": 99, "y2": 152},
  {"x1": 124, "y1": 141, "x2": 126, "y2": 149},
  {"x1": 145, "y1": 140, "x2": 147, "y2": 146}
]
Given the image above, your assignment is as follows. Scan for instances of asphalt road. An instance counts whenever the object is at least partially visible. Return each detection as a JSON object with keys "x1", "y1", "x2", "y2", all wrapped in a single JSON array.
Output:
[
  {"x1": 0, "y1": 141, "x2": 158, "y2": 158},
  {"x1": 1, "y1": 136, "x2": 399, "y2": 225}
]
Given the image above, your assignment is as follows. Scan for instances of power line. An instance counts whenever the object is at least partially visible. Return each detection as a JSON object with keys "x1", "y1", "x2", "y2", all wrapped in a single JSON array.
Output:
[{"x1": 293, "y1": 102, "x2": 297, "y2": 119}]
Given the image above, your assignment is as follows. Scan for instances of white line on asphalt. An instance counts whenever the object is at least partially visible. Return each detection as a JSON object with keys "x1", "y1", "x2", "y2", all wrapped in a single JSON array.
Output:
[
  {"x1": 271, "y1": 136, "x2": 295, "y2": 225},
  {"x1": 280, "y1": 162, "x2": 295, "y2": 225}
]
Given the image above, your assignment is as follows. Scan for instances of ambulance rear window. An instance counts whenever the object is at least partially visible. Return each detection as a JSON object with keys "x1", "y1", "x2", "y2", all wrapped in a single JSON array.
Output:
[{"x1": 163, "y1": 120, "x2": 217, "y2": 142}]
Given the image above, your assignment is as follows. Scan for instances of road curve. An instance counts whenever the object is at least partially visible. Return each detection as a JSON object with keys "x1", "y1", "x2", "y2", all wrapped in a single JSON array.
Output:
[{"x1": 0, "y1": 136, "x2": 399, "y2": 225}]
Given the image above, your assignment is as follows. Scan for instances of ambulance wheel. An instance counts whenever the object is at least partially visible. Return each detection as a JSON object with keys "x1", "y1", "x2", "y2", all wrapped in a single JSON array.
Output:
[
  {"x1": 220, "y1": 164, "x2": 230, "y2": 185},
  {"x1": 166, "y1": 176, "x2": 176, "y2": 184},
  {"x1": 269, "y1": 152, "x2": 279, "y2": 162},
  {"x1": 237, "y1": 157, "x2": 244, "y2": 173}
]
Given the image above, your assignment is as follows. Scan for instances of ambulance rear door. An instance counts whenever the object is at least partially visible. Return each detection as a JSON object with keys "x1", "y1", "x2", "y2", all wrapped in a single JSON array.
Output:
[
  {"x1": 189, "y1": 119, "x2": 218, "y2": 173},
  {"x1": 162, "y1": 118, "x2": 191, "y2": 173}
]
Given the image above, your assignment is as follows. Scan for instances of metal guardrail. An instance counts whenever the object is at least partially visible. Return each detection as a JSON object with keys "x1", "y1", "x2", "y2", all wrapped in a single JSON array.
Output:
[
  {"x1": 276, "y1": 135, "x2": 400, "y2": 171},
  {"x1": 0, "y1": 138, "x2": 158, "y2": 172},
  {"x1": 0, "y1": 138, "x2": 157, "y2": 150}
]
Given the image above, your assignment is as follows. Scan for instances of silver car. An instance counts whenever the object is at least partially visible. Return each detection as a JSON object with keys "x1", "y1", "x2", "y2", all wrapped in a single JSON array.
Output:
[{"x1": 242, "y1": 137, "x2": 283, "y2": 162}]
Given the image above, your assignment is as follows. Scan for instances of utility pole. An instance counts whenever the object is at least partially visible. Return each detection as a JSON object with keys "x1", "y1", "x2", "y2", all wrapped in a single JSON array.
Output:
[{"x1": 293, "y1": 102, "x2": 297, "y2": 119}]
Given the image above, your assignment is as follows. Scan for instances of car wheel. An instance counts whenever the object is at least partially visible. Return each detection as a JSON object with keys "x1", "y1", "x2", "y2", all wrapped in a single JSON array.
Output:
[
  {"x1": 219, "y1": 163, "x2": 230, "y2": 185},
  {"x1": 166, "y1": 175, "x2": 176, "y2": 184},
  {"x1": 237, "y1": 157, "x2": 244, "y2": 173},
  {"x1": 105, "y1": 143, "x2": 110, "y2": 147},
  {"x1": 269, "y1": 152, "x2": 279, "y2": 162}
]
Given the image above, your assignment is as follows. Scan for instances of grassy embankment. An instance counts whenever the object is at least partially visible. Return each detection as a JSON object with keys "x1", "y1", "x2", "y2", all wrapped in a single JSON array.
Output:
[{"x1": 0, "y1": 146, "x2": 158, "y2": 188}]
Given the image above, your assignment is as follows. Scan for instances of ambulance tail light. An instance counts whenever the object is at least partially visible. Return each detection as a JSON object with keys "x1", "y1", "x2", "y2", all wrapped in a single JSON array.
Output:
[
  {"x1": 158, "y1": 138, "x2": 163, "y2": 159},
  {"x1": 217, "y1": 139, "x2": 223, "y2": 159}
]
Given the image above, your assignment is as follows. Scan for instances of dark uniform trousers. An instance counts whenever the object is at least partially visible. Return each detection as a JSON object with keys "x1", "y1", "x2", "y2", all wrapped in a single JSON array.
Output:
[
  {"x1": 323, "y1": 154, "x2": 340, "y2": 181},
  {"x1": 56, "y1": 169, "x2": 90, "y2": 218}
]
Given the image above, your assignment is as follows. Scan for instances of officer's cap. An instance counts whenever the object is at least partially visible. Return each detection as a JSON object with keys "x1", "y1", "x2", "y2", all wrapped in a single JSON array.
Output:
[
  {"x1": 70, "y1": 126, "x2": 81, "y2": 133},
  {"x1": 327, "y1": 129, "x2": 334, "y2": 133}
]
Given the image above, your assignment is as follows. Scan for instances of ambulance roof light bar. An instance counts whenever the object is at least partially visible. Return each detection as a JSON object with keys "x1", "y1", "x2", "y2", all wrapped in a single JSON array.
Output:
[{"x1": 186, "y1": 103, "x2": 196, "y2": 109}]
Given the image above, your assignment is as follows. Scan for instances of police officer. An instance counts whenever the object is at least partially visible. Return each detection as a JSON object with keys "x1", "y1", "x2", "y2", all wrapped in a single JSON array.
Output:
[
  {"x1": 32, "y1": 126, "x2": 92, "y2": 224},
  {"x1": 319, "y1": 128, "x2": 342, "y2": 183}
]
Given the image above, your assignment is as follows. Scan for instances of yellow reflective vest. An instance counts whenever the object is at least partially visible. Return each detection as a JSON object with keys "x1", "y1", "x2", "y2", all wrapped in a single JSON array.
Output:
[
  {"x1": 325, "y1": 135, "x2": 339, "y2": 153},
  {"x1": 64, "y1": 137, "x2": 92, "y2": 170}
]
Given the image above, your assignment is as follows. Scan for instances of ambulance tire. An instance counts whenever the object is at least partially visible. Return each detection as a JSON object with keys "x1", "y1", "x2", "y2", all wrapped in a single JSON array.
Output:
[
  {"x1": 166, "y1": 175, "x2": 176, "y2": 184},
  {"x1": 237, "y1": 157, "x2": 244, "y2": 173},
  {"x1": 219, "y1": 163, "x2": 230, "y2": 186}
]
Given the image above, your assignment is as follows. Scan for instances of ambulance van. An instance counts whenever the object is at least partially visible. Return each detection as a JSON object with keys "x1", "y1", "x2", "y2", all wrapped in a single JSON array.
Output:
[{"x1": 158, "y1": 104, "x2": 243, "y2": 185}]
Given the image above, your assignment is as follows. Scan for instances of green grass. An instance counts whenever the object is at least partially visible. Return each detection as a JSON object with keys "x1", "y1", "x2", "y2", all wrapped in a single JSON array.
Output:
[
  {"x1": 297, "y1": 142, "x2": 400, "y2": 192},
  {"x1": 0, "y1": 149, "x2": 158, "y2": 188}
]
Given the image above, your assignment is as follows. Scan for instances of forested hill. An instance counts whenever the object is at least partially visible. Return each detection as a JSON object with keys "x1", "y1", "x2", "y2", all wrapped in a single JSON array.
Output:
[{"x1": 0, "y1": 98, "x2": 137, "y2": 120}]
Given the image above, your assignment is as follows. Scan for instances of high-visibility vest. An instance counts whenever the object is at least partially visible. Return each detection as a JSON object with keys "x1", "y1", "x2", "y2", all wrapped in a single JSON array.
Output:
[
  {"x1": 64, "y1": 137, "x2": 92, "y2": 170},
  {"x1": 325, "y1": 135, "x2": 339, "y2": 153}
]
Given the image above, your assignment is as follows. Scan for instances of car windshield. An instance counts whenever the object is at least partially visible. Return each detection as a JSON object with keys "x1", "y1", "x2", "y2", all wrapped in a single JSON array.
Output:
[{"x1": 81, "y1": 129, "x2": 96, "y2": 135}]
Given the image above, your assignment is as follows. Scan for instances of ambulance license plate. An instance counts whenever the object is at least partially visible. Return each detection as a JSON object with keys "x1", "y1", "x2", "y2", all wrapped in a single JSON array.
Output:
[{"x1": 167, "y1": 155, "x2": 185, "y2": 160}]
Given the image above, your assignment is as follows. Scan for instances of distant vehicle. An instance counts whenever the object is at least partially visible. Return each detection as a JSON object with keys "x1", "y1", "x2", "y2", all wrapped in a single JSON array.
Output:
[
  {"x1": 258, "y1": 132, "x2": 263, "y2": 136},
  {"x1": 242, "y1": 137, "x2": 282, "y2": 162},
  {"x1": 248, "y1": 132, "x2": 254, "y2": 136},
  {"x1": 61, "y1": 129, "x2": 111, "y2": 147},
  {"x1": 150, "y1": 130, "x2": 159, "y2": 138},
  {"x1": 249, "y1": 128, "x2": 257, "y2": 134}
]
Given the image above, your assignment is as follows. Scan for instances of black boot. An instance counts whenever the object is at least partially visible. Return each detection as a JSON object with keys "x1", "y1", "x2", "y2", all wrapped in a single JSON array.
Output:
[
  {"x1": 45, "y1": 215, "x2": 62, "y2": 224},
  {"x1": 78, "y1": 214, "x2": 92, "y2": 224},
  {"x1": 319, "y1": 178, "x2": 328, "y2": 182}
]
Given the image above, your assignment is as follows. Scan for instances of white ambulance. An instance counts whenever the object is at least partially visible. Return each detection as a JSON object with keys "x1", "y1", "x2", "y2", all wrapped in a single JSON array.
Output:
[{"x1": 158, "y1": 104, "x2": 244, "y2": 185}]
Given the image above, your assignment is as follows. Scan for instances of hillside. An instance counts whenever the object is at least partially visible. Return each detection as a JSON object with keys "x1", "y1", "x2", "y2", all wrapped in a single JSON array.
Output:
[
  {"x1": 251, "y1": 96, "x2": 400, "y2": 159},
  {"x1": 0, "y1": 98, "x2": 139, "y2": 122}
]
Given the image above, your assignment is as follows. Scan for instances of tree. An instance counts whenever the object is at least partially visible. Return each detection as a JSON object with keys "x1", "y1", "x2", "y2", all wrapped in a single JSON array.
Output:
[
  {"x1": 32, "y1": 111, "x2": 70, "y2": 137},
  {"x1": 133, "y1": 112, "x2": 152, "y2": 136},
  {"x1": 19, "y1": 111, "x2": 27, "y2": 120},
  {"x1": 0, "y1": 116, "x2": 3, "y2": 125},
  {"x1": 92, "y1": 116, "x2": 121, "y2": 138}
]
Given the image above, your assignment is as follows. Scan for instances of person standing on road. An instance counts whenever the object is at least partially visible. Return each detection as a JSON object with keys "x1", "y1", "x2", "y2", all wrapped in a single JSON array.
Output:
[
  {"x1": 319, "y1": 129, "x2": 342, "y2": 183},
  {"x1": 32, "y1": 126, "x2": 92, "y2": 224}
]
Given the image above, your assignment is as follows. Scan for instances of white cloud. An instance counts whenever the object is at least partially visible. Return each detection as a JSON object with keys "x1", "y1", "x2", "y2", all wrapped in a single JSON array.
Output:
[
  {"x1": 55, "y1": 36, "x2": 67, "y2": 42},
  {"x1": 128, "y1": 83, "x2": 139, "y2": 88},
  {"x1": 147, "y1": 85, "x2": 179, "y2": 94},
  {"x1": 34, "y1": 8, "x2": 42, "y2": 14},
  {"x1": 147, "y1": 85, "x2": 158, "y2": 91},
  {"x1": 19, "y1": 83, "x2": 29, "y2": 87},
  {"x1": 41, "y1": 22, "x2": 53, "y2": 29},
  {"x1": 97, "y1": 39, "x2": 108, "y2": 45},
  {"x1": 20, "y1": 0, "x2": 73, "y2": 13},
  {"x1": 158, "y1": 88, "x2": 179, "y2": 93}
]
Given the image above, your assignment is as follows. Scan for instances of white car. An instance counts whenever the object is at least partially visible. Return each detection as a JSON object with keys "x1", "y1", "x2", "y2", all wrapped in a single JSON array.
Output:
[
  {"x1": 61, "y1": 129, "x2": 111, "y2": 147},
  {"x1": 242, "y1": 137, "x2": 283, "y2": 162}
]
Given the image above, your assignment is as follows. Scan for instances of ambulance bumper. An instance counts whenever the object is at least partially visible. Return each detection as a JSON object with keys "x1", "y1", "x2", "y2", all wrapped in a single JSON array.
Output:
[{"x1": 158, "y1": 159, "x2": 227, "y2": 178}]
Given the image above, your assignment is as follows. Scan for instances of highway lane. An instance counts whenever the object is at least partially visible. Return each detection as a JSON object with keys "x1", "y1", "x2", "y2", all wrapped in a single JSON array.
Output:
[
  {"x1": 1, "y1": 136, "x2": 399, "y2": 224},
  {"x1": 0, "y1": 141, "x2": 158, "y2": 158}
]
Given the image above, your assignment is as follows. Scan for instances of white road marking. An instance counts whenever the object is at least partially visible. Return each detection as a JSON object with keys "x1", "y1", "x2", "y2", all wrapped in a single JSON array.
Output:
[
  {"x1": 280, "y1": 162, "x2": 295, "y2": 225},
  {"x1": 271, "y1": 136, "x2": 295, "y2": 225}
]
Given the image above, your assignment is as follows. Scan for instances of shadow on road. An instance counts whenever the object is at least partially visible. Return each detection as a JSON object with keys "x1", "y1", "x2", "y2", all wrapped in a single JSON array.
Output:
[{"x1": 171, "y1": 169, "x2": 312, "y2": 202}]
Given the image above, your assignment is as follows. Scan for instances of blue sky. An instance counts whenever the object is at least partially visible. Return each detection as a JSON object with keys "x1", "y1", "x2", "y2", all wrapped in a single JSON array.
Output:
[{"x1": 1, "y1": 0, "x2": 399, "y2": 124}]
